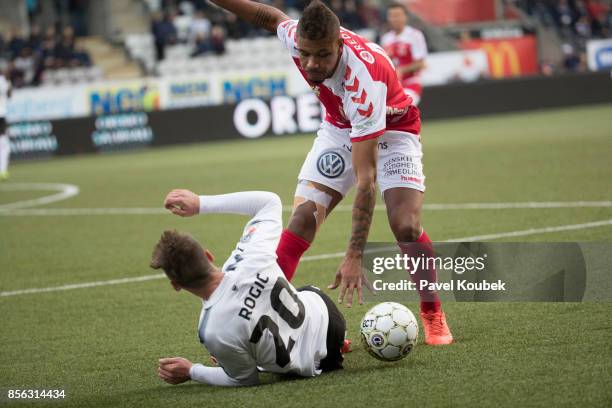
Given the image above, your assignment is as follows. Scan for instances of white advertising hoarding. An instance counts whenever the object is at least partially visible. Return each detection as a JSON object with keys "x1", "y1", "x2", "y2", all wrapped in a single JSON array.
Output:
[
  {"x1": 586, "y1": 39, "x2": 612, "y2": 71},
  {"x1": 7, "y1": 50, "x2": 489, "y2": 121},
  {"x1": 421, "y1": 50, "x2": 490, "y2": 86}
]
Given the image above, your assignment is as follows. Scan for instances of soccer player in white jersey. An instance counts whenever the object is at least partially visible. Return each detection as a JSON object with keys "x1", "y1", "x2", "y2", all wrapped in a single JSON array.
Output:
[
  {"x1": 0, "y1": 71, "x2": 11, "y2": 181},
  {"x1": 205, "y1": 0, "x2": 452, "y2": 345},
  {"x1": 151, "y1": 189, "x2": 346, "y2": 386},
  {"x1": 381, "y1": 3, "x2": 428, "y2": 106}
]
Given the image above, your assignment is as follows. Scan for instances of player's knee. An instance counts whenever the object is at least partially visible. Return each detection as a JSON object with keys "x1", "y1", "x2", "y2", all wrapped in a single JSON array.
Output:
[
  {"x1": 290, "y1": 181, "x2": 333, "y2": 235},
  {"x1": 392, "y1": 218, "x2": 421, "y2": 242}
]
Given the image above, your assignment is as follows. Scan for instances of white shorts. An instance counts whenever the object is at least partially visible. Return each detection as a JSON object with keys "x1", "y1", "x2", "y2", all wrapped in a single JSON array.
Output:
[{"x1": 298, "y1": 122, "x2": 426, "y2": 197}]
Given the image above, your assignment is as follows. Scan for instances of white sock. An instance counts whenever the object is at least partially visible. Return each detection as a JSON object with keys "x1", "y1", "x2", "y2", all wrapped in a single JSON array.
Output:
[{"x1": 0, "y1": 135, "x2": 10, "y2": 173}]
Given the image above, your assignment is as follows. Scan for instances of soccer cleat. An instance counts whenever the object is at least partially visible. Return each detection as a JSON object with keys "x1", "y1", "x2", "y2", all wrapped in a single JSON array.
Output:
[
  {"x1": 420, "y1": 311, "x2": 453, "y2": 345},
  {"x1": 0, "y1": 171, "x2": 8, "y2": 181},
  {"x1": 341, "y1": 338, "x2": 352, "y2": 353}
]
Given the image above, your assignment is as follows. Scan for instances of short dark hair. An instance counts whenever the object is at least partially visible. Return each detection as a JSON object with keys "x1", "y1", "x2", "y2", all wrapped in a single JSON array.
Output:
[
  {"x1": 387, "y1": 2, "x2": 408, "y2": 14},
  {"x1": 297, "y1": 0, "x2": 340, "y2": 41},
  {"x1": 150, "y1": 230, "x2": 213, "y2": 288}
]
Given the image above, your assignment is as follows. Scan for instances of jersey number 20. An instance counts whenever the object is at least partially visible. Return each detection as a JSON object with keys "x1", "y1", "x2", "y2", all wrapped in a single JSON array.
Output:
[{"x1": 249, "y1": 277, "x2": 305, "y2": 367}]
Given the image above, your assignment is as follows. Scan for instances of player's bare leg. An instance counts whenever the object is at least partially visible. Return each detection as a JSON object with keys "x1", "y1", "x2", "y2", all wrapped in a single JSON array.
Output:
[
  {"x1": 276, "y1": 180, "x2": 344, "y2": 281},
  {"x1": 384, "y1": 187, "x2": 453, "y2": 345}
]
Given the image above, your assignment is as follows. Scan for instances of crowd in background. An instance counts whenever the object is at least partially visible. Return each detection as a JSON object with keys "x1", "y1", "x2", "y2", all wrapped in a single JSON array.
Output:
[
  {"x1": 0, "y1": 0, "x2": 93, "y2": 88},
  {"x1": 0, "y1": 25, "x2": 92, "y2": 88},
  {"x1": 148, "y1": 0, "x2": 381, "y2": 60},
  {"x1": 2, "y1": 0, "x2": 610, "y2": 88},
  {"x1": 512, "y1": 0, "x2": 612, "y2": 72}
]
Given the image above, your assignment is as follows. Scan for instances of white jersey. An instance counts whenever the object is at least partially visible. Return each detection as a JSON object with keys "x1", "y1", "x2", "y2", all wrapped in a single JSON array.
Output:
[
  {"x1": 0, "y1": 75, "x2": 10, "y2": 118},
  {"x1": 194, "y1": 192, "x2": 329, "y2": 385}
]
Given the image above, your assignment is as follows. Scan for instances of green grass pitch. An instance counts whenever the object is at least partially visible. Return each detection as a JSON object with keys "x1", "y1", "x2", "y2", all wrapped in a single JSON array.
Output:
[{"x1": 1, "y1": 104, "x2": 611, "y2": 407}]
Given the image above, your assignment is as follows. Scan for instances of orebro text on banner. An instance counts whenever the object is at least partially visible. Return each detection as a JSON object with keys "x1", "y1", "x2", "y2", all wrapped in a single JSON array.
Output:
[{"x1": 232, "y1": 94, "x2": 322, "y2": 139}]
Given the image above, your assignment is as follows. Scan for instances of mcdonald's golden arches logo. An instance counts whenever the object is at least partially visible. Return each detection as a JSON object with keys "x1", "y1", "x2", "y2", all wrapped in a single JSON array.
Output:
[{"x1": 481, "y1": 42, "x2": 522, "y2": 78}]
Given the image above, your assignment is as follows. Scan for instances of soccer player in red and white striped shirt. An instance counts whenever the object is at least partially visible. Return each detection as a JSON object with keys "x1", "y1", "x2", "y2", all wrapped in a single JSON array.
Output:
[
  {"x1": 381, "y1": 3, "x2": 428, "y2": 106},
  {"x1": 207, "y1": 0, "x2": 452, "y2": 345}
]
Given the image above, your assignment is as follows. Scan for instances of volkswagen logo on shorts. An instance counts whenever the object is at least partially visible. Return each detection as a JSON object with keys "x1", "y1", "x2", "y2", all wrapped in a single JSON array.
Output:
[{"x1": 317, "y1": 151, "x2": 345, "y2": 178}]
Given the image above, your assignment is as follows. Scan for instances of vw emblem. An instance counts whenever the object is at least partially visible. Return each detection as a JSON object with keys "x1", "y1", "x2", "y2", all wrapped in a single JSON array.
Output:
[{"x1": 317, "y1": 151, "x2": 345, "y2": 178}]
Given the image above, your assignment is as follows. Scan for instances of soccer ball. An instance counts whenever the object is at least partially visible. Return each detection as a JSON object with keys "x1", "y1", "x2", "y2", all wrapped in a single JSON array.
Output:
[{"x1": 360, "y1": 302, "x2": 418, "y2": 361}]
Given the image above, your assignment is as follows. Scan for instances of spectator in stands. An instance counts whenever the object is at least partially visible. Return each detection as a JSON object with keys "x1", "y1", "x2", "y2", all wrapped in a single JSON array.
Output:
[
  {"x1": 7, "y1": 28, "x2": 26, "y2": 60},
  {"x1": 562, "y1": 43, "x2": 581, "y2": 71},
  {"x1": 14, "y1": 47, "x2": 35, "y2": 84},
  {"x1": 554, "y1": 0, "x2": 575, "y2": 37},
  {"x1": 151, "y1": 10, "x2": 179, "y2": 60},
  {"x1": 38, "y1": 36, "x2": 57, "y2": 68},
  {"x1": 191, "y1": 32, "x2": 211, "y2": 56},
  {"x1": 189, "y1": 9, "x2": 212, "y2": 42},
  {"x1": 27, "y1": 24, "x2": 43, "y2": 51},
  {"x1": 72, "y1": 44, "x2": 92, "y2": 67},
  {"x1": 210, "y1": 25, "x2": 226, "y2": 55},
  {"x1": 54, "y1": 27, "x2": 76, "y2": 67},
  {"x1": 575, "y1": 14, "x2": 592, "y2": 38},
  {"x1": 6, "y1": 61, "x2": 25, "y2": 88},
  {"x1": 586, "y1": 0, "x2": 610, "y2": 37},
  {"x1": 515, "y1": 0, "x2": 612, "y2": 73}
]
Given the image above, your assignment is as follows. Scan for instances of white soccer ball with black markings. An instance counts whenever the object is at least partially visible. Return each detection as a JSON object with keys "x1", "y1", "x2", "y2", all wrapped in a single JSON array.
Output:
[{"x1": 360, "y1": 302, "x2": 418, "y2": 361}]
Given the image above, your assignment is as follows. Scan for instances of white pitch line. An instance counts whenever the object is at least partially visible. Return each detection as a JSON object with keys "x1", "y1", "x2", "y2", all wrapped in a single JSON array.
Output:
[
  {"x1": 1, "y1": 201, "x2": 611, "y2": 216},
  {"x1": 424, "y1": 201, "x2": 612, "y2": 210},
  {"x1": 0, "y1": 207, "x2": 167, "y2": 216},
  {"x1": 0, "y1": 183, "x2": 80, "y2": 211},
  {"x1": 0, "y1": 274, "x2": 166, "y2": 297},
  {"x1": 446, "y1": 218, "x2": 612, "y2": 242},
  {"x1": 2, "y1": 218, "x2": 612, "y2": 298}
]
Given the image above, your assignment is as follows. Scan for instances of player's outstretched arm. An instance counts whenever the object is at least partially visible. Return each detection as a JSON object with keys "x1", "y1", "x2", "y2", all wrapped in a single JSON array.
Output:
[
  {"x1": 158, "y1": 357, "x2": 258, "y2": 387},
  {"x1": 164, "y1": 189, "x2": 282, "y2": 224},
  {"x1": 209, "y1": 0, "x2": 290, "y2": 33},
  {"x1": 329, "y1": 139, "x2": 378, "y2": 306}
]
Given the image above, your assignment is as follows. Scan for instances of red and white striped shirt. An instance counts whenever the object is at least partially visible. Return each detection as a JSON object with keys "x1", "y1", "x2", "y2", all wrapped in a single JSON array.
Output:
[
  {"x1": 381, "y1": 26, "x2": 427, "y2": 89},
  {"x1": 277, "y1": 20, "x2": 421, "y2": 142}
]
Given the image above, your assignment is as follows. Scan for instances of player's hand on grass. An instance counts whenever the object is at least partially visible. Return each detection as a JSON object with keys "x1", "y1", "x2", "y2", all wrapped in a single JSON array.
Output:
[
  {"x1": 164, "y1": 189, "x2": 200, "y2": 217},
  {"x1": 158, "y1": 357, "x2": 192, "y2": 385},
  {"x1": 328, "y1": 254, "x2": 374, "y2": 307}
]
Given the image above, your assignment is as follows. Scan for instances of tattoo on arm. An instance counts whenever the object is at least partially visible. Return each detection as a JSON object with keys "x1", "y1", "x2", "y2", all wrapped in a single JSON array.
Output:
[
  {"x1": 252, "y1": 4, "x2": 278, "y2": 32},
  {"x1": 348, "y1": 184, "x2": 376, "y2": 255}
]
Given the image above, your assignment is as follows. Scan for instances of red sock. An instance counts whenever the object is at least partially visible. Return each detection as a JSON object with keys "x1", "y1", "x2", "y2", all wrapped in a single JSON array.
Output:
[
  {"x1": 276, "y1": 229, "x2": 311, "y2": 281},
  {"x1": 399, "y1": 230, "x2": 441, "y2": 314}
]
